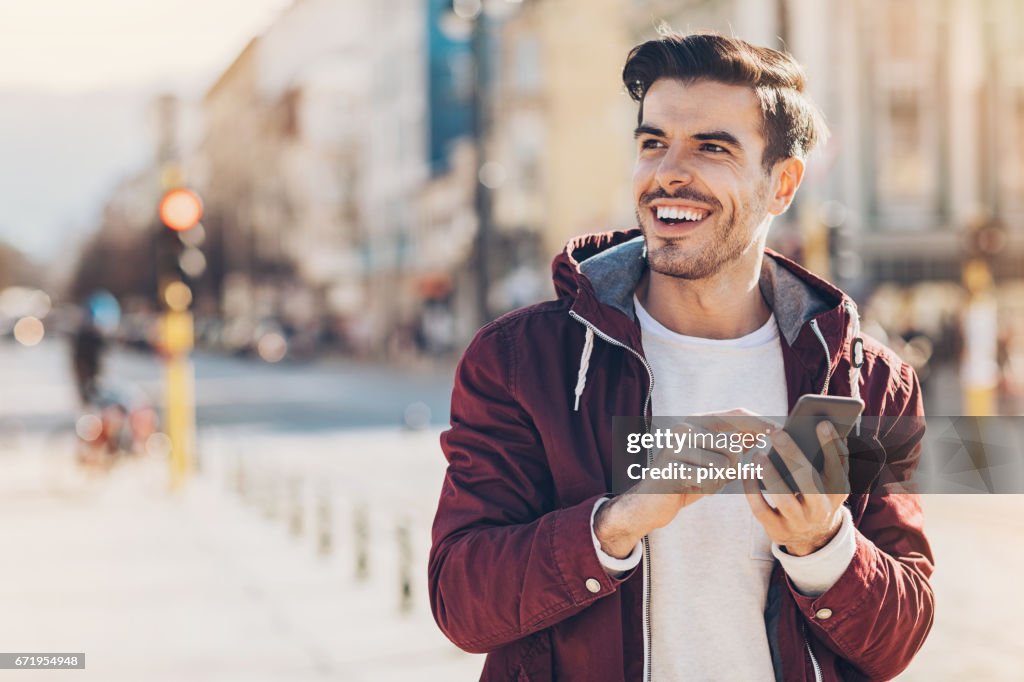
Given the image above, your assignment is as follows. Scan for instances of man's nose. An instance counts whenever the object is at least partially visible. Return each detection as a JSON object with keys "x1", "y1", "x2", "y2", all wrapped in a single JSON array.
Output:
[{"x1": 655, "y1": 146, "x2": 695, "y2": 190}]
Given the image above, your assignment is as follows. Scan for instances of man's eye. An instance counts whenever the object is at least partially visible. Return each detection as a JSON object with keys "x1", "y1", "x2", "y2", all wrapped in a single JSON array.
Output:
[
  {"x1": 641, "y1": 139, "x2": 665, "y2": 150},
  {"x1": 701, "y1": 143, "x2": 727, "y2": 154}
]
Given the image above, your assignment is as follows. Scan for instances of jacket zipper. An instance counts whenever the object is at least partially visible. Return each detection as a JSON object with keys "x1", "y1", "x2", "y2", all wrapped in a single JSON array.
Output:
[
  {"x1": 803, "y1": 320, "x2": 831, "y2": 682},
  {"x1": 802, "y1": 621, "x2": 823, "y2": 682},
  {"x1": 808, "y1": 319, "x2": 833, "y2": 395},
  {"x1": 567, "y1": 310, "x2": 655, "y2": 682}
]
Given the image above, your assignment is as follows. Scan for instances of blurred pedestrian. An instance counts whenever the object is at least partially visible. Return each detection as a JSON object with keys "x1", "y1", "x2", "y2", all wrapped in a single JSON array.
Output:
[{"x1": 71, "y1": 311, "x2": 105, "y2": 405}]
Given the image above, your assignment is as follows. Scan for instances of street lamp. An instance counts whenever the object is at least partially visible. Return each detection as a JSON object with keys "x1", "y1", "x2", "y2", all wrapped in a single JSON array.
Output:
[{"x1": 441, "y1": 0, "x2": 522, "y2": 326}]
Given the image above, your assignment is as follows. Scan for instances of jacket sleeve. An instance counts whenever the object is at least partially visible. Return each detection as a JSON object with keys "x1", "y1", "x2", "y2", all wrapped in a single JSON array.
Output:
[
  {"x1": 788, "y1": 362, "x2": 935, "y2": 680},
  {"x1": 428, "y1": 321, "x2": 630, "y2": 654}
]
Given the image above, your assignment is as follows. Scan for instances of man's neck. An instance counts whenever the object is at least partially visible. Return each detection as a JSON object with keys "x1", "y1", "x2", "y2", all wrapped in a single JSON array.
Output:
[{"x1": 636, "y1": 250, "x2": 772, "y2": 340}]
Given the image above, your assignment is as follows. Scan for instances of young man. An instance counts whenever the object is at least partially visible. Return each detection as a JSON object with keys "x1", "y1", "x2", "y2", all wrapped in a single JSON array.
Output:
[{"x1": 429, "y1": 32, "x2": 933, "y2": 681}]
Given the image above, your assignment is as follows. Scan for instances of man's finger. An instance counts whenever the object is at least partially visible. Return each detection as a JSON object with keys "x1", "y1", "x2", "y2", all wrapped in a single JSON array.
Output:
[
  {"x1": 742, "y1": 470, "x2": 778, "y2": 520},
  {"x1": 757, "y1": 451, "x2": 802, "y2": 516},
  {"x1": 817, "y1": 421, "x2": 851, "y2": 499},
  {"x1": 770, "y1": 429, "x2": 820, "y2": 496}
]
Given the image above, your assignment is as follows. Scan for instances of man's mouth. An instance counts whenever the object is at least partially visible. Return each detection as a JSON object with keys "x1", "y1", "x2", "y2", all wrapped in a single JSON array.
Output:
[{"x1": 649, "y1": 204, "x2": 712, "y2": 228}]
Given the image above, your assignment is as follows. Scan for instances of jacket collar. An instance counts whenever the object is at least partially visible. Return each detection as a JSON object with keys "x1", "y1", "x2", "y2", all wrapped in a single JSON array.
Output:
[{"x1": 558, "y1": 229, "x2": 854, "y2": 354}]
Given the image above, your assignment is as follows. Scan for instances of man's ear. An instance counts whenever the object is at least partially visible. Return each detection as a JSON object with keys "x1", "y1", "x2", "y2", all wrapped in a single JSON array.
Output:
[{"x1": 767, "y1": 157, "x2": 805, "y2": 216}]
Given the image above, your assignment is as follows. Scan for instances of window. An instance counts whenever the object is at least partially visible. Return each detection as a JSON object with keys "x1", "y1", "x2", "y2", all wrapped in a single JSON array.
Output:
[
  {"x1": 880, "y1": 89, "x2": 928, "y2": 202},
  {"x1": 514, "y1": 36, "x2": 541, "y2": 94},
  {"x1": 865, "y1": 0, "x2": 942, "y2": 222}
]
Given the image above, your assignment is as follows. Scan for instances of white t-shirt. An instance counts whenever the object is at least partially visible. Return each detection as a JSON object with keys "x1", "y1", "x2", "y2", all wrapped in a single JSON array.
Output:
[{"x1": 591, "y1": 297, "x2": 856, "y2": 681}]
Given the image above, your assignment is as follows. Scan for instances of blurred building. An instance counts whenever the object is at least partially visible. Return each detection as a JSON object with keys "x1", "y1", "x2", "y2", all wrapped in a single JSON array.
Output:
[
  {"x1": 201, "y1": 0, "x2": 447, "y2": 354},
  {"x1": 488, "y1": 0, "x2": 636, "y2": 271},
  {"x1": 187, "y1": 0, "x2": 1024, "y2": 357}
]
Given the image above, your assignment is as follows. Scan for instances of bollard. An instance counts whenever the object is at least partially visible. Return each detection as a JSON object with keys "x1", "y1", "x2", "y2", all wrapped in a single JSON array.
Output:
[
  {"x1": 261, "y1": 472, "x2": 280, "y2": 521},
  {"x1": 288, "y1": 476, "x2": 304, "y2": 538},
  {"x1": 354, "y1": 503, "x2": 369, "y2": 581},
  {"x1": 236, "y1": 456, "x2": 249, "y2": 502},
  {"x1": 396, "y1": 521, "x2": 413, "y2": 614},
  {"x1": 316, "y1": 488, "x2": 333, "y2": 557}
]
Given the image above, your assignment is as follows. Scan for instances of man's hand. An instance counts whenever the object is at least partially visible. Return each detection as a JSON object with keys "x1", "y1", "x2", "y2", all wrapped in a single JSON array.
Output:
[
  {"x1": 743, "y1": 421, "x2": 851, "y2": 556},
  {"x1": 594, "y1": 409, "x2": 775, "y2": 559}
]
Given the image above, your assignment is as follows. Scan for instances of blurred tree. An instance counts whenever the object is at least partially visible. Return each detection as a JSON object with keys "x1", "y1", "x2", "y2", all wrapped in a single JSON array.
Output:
[
  {"x1": 67, "y1": 222, "x2": 157, "y2": 305},
  {"x1": 0, "y1": 242, "x2": 39, "y2": 289}
]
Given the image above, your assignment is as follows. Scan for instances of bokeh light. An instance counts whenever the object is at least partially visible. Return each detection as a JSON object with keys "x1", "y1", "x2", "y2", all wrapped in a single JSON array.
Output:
[
  {"x1": 145, "y1": 432, "x2": 173, "y2": 458},
  {"x1": 163, "y1": 281, "x2": 193, "y2": 312},
  {"x1": 12, "y1": 316, "x2": 44, "y2": 346},
  {"x1": 159, "y1": 188, "x2": 203, "y2": 232},
  {"x1": 256, "y1": 332, "x2": 287, "y2": 363},
  {"x1": 75, "y1": 414, "x2": 103, "y2": 442},
  {"x1": 179, "y1": 247, "x2": 207, "y2": 278}
]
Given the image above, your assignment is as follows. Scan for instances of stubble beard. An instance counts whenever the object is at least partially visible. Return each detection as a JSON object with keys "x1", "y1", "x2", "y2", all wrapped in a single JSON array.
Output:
[{"x1": 638, "y1": 184, "x2": 772, "y2": 281}]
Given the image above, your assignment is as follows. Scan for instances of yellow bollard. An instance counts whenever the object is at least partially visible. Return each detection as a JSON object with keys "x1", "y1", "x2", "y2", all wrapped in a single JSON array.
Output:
[
  {"x1": 962, "y1": 259, "x2": 998, "y2": 417},
  {"x1": 159, "y1": 284, "x2": 196, "y2": 490}
]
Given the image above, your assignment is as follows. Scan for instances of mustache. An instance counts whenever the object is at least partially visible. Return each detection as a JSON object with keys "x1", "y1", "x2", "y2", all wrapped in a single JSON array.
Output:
[{"x1": 639, "y1": 187, "x2": 720, "y2": 209}]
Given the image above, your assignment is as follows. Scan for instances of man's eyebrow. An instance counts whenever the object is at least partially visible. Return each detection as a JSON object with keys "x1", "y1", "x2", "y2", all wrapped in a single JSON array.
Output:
[
  {"x1": 633, "y1": 124, "x2": 666, "y2": 139},
  {"x1": 633, "y1": 126, "x2": 744, "y2": 151},
  {"x1": 693, "y1": 130, "x2": 743, "y2": 149}
]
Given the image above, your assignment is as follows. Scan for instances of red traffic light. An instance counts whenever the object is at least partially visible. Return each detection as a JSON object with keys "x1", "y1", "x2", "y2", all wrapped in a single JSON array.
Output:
[{"x1": 159, "y1": 188, "x2": 203, "y2": 232}]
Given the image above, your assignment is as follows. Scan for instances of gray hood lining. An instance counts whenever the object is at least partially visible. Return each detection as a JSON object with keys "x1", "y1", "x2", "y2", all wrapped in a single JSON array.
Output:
[{"x1": 576, "y1": 235, "x2": 836, "y2": 346}]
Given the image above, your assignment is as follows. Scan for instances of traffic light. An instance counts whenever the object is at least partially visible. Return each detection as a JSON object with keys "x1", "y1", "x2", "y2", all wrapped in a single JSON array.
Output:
[
  {"x1": 157, "y1": 188, "x2": 205, "y2": 310},
  {"x1": 159, "y1": 188, "x2": 202, "y2": 232}
]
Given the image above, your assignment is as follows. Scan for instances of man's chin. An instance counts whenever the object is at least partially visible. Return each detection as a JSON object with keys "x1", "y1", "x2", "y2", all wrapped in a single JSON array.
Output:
[{"x1": 646, "y1": 243, "x2": 716, "y2": 280}]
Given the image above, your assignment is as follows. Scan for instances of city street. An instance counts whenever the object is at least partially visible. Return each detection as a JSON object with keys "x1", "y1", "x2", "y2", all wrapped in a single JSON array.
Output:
[
  {"x1": 1, "y1": 339, "x2": 1022, "y2": 679},
  {"x1": 1, "y1": 337, "x2": 455, "y2": 435}
]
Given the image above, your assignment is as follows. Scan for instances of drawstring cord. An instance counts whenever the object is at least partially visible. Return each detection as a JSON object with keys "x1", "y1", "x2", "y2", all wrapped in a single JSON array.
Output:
[
  {"x1": 570, "y1": 301, "x2": 865, "y2": 427},
  {"x1": 574, "y1": 327, "x2": 594, "y2": 411}
]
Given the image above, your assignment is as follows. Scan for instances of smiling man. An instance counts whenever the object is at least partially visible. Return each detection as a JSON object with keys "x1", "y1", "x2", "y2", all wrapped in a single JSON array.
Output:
[{"x1": 429, "y1": 32, "x2": 933, "y2": 681}]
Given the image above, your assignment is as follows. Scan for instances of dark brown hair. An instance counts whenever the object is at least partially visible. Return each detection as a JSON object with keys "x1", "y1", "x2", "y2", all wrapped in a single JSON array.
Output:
[{"x1": 622, "y1": 31, "x2": 828, "y2": 171}]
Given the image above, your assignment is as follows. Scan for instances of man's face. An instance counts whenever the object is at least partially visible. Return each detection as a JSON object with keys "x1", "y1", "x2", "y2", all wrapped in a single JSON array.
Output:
[{"x1": 632, "y1": 78, "x2": 785, "y2": 280}]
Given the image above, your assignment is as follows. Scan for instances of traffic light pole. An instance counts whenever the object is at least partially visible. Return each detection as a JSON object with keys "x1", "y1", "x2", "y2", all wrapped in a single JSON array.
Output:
[
  {"x1": 157, "y1": 184, "x2": 203, "y2": 489},
  {"x1": 159, "y1": 298, "x2": 196, "y2": 488}
]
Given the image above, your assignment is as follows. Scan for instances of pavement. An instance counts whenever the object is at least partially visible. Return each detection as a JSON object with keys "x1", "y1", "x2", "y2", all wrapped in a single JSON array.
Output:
[
  {"x1": 901, "y1": 494, "x2": 1024, "y2": 680},
  {"x1": 0, "y1": 429, "x2": 483, "y2": 681},
  {"x1": 0, "y1": 424, "x2": 1022, "y2": 680}
]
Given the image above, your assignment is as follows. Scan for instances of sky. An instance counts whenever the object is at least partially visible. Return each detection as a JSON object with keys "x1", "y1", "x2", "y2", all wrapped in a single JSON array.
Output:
[
  {"x1": 0, "y1": 0, "x2": 291, "y2": 93},
  {"x1": 0, "y1": 0, "x2": 292, "y2": 262}
]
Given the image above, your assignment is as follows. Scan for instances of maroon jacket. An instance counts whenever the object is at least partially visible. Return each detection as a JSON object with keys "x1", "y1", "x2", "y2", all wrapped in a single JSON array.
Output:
[{"x1": 429, "y1": 230, "x2": 934, "y2": 681}]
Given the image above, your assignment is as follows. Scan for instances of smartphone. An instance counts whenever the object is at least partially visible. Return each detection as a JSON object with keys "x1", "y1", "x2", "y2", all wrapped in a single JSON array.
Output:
[{"x1": 767, "y1": 394, "x2": 865, "y2": 493}]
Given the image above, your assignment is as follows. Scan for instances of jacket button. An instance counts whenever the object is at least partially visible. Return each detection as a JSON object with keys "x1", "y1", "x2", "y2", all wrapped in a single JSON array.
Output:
[
  {"x1": 585, "y1": 578, "x2": 602, "y2": 594},
  {"x1": 815, "y1": 608, "x2": 833, "y2": 620}
]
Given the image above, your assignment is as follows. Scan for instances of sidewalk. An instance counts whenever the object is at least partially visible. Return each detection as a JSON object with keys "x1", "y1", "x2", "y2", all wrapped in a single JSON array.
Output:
[
  {"x1": 1, "y1": 430, "x2": 1021, "y2": 680},
  {"x1": 0, "y1": 432, "x2": 482, "y2": 682},
  {"x1": 899, "y1": 494, "x2": 1024, "y2": 680}
]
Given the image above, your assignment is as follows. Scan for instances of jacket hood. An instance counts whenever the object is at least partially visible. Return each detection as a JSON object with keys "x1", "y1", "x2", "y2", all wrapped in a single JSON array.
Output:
[
  {"x1": 553, "y1": 228, "x2": 853, "y2": 345},
  {"x1": 553, "y1": 229, "x2": 866, "y2": 415}
]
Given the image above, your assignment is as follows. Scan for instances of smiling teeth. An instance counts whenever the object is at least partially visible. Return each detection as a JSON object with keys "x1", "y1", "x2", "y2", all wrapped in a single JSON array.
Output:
[{"x1": 656, "y1": 206, "x2": 705, "y2": 221}]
